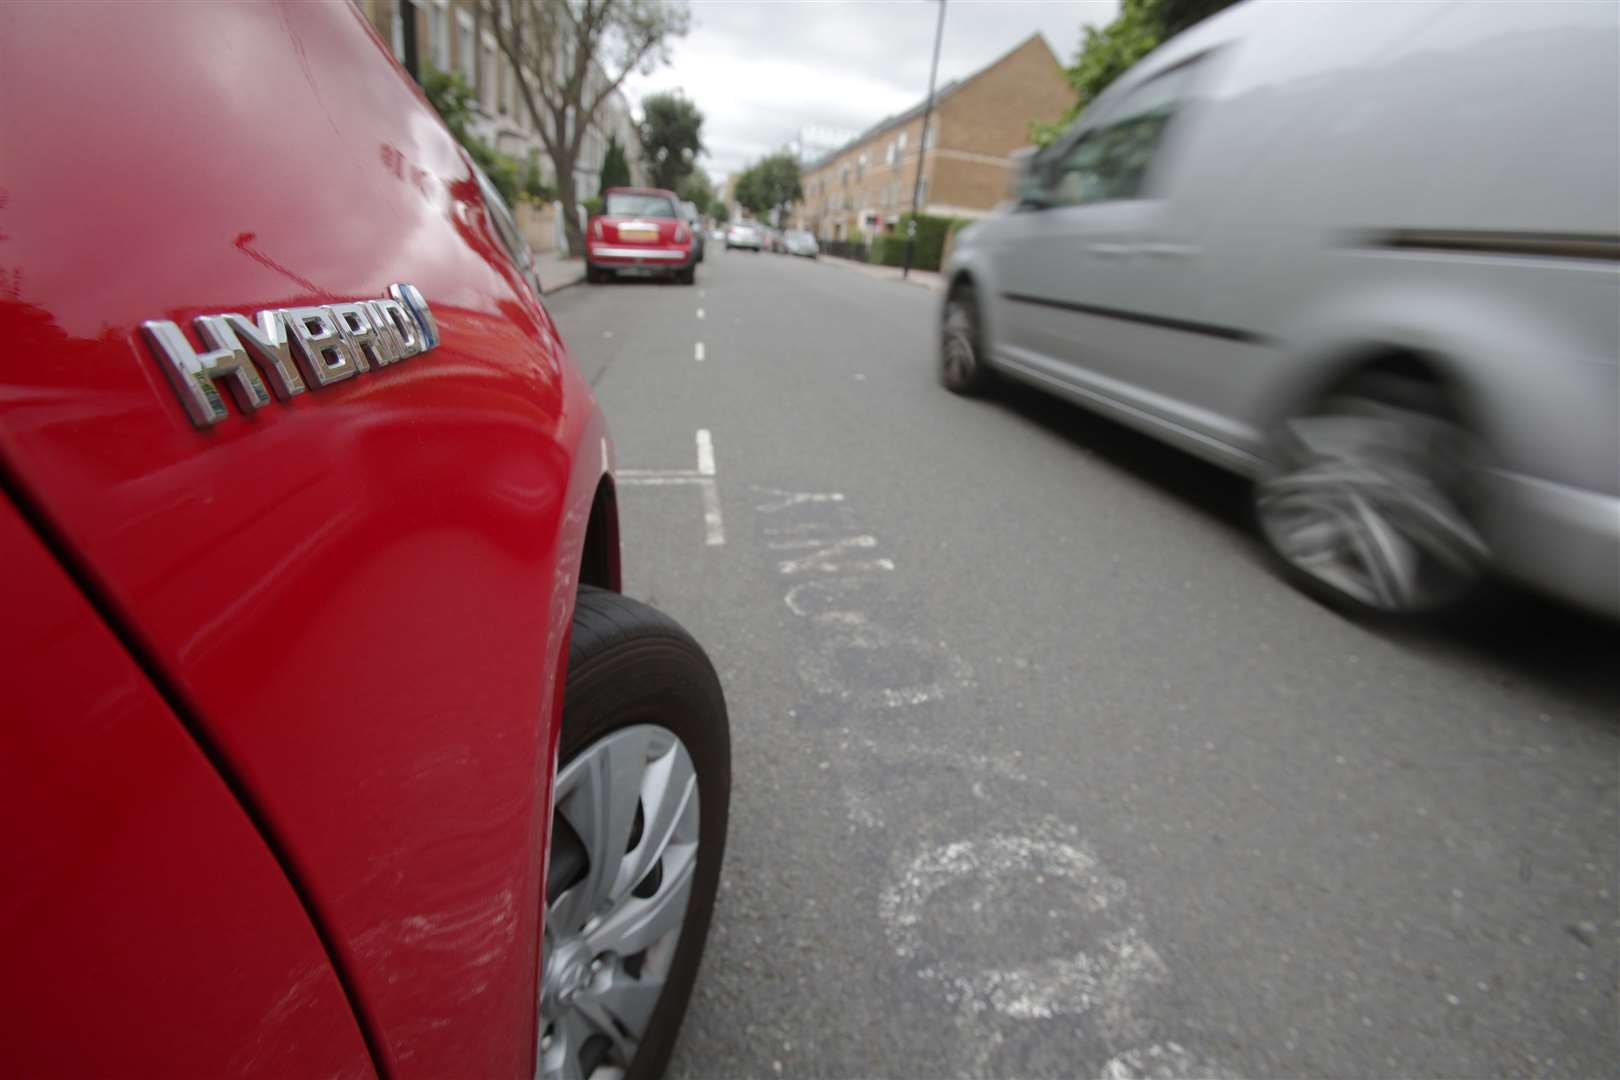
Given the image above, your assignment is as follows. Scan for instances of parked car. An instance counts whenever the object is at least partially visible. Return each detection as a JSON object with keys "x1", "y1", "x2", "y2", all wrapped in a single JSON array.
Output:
[
  {"x1": 680, "y1": 199, "x2": 705, "y2": 263},
  {"x1": 0, "y1": 6, "x2": 730, "y2": 1080},
  {"x1": 783, "y1": 230, "x2": 820, "y2": 259},
  {"x1": 726, "y1": 222, "x2": 763, "y2": 251},
  {"x1": 711, "y1": 226, "x2": 727, "y2": 243},
  {"x1": 941, "y1": 0, "x2": 1619, "y2": 621},
  {"x1": 586, "y1": 187, "x2": 698, "y2": 284}
]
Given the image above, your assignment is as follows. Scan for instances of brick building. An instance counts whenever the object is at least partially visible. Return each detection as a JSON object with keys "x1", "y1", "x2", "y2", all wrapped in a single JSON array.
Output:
[{"x1": 797, "y1": 34, "x2": 1071, "y2": 240}]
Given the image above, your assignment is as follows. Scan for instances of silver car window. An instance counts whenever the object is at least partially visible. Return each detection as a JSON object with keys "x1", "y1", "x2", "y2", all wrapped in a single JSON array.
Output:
[{"x1": 1047, "y1": 58, "x2": 1202, "y2": 205}]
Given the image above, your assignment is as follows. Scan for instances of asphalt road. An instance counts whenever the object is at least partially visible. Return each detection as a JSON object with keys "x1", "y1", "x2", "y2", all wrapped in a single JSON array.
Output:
[{"x1": 546, "y1": 249, "x2": 1618, "y2": 1079}]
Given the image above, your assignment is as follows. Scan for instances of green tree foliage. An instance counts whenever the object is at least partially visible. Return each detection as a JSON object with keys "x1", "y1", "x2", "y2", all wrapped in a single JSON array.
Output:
[
  {"x1": 486, "y1": 0, "x2": 692, "y2": 254},
  {"x1": 599, "y1": 134, "x2": 632, "y2": 193},
  {"x1": 638, "y1": 92, "x2": 705, "y2": 191},
  {"x1": 710, "y1": 201, "x2": 730, "y2": 224},
  {"x1": 734, "y1": 152, "x2": 802, "y2": 217},
  {"x1": 421, "y1": 65, "x2": 523, "y2": 204},
  {"x1": 677, "y1": 170, "x2": 714, "y2": 213},
  {"x1": 1031, "y1": 0, "x2": 1235, "y2": 146}
]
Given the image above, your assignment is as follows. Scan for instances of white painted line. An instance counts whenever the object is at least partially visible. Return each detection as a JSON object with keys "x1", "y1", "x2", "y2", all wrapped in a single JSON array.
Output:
[
  {"x1": 617, "y1": 475, "x2": 709, "y2": 486},
  {"x1": 694, "y1": 341, "x2": 705, "y2": 362},
  {"x1": 696, "y1": 307, "x2": 705, "y2": 319},
  {"x1": 695, "y1": 429, "x2": 716, "y2": 476},
  {"x1": 616, "y1": 429, "x2": 724, "y2": 545},
  {"x1": 701, "y1": 482, "x2": 725, "y2": 546}
]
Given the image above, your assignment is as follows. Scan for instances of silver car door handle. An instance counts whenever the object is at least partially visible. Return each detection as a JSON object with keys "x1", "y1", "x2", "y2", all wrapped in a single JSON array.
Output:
[
  {"x1": 1087, "y1": 242, "x2": 1135, "y2": 258},
  {"x1": 1139, "y1": 242, "x2": 1199, "y2": 259}
]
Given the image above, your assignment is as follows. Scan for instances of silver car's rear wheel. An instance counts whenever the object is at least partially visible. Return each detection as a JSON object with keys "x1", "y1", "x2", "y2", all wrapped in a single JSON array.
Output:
[
  {"x1": 540, "y1": 724, "x2": 699, "y2": 1080},
  {"x1": 1256, "y1": 389, "x2": 1489, "y2": 615}
]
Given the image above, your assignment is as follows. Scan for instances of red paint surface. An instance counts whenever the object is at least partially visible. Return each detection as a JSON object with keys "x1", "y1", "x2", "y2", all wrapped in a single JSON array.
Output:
[
  {"x1": 0, "y1": 500, "x2": 375, "y2": 1080},
  {"x1": 0, "y1": 3, "x2": 610, "y2": 1076}
]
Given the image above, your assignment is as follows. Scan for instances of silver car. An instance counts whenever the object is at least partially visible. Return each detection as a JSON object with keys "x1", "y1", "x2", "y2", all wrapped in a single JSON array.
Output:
[
  {"x1": 783, "y1": 230, "x2": 820, "y2": 258},
  {"x1": 942, "y1": 0, "x2": 1619, "y2": 620}
]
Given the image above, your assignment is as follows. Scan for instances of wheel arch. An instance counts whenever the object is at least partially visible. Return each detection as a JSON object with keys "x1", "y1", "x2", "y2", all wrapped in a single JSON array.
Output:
[{"x1": 578, "y1": 474, "x2": 621, "y2": 593}]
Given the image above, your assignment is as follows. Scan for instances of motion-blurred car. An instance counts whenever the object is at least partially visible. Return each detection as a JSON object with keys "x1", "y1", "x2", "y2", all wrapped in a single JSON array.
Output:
[
  {"x1": 783, "y1": 230, "x2": 820, "y2": 258},
  {"x1": 942, "y1": 0, "x2": 1619, "y2": 621},
  {"x1": 586, "y1": 186, "x2": 698, "y2": 284},
  {"x1": 680, "y1": 199, "x2": 705, "y2": 263},
  {"x1": 726, "y1": 222, "x2": 763, "y2": 251},
  {"x1": 1, "y1": 6, "x2": 730, "y2": 1080}
]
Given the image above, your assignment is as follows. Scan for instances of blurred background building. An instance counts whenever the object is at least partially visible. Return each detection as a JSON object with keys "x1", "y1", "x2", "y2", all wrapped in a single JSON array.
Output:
[
  {"x1": 357, "y1": 1, "x2": 645, "y2": 220},
  {"x1": 796, "y1": 34, "x2": 1071, "y2": 240}
]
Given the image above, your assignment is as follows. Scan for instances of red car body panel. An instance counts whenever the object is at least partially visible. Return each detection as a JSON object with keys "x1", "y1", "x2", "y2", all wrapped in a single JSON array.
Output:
[
  {"x1": 0, "y1": 498, "x2": 377, "y2": 1079},
  {"x1": 586, "y1": 187, "x2": 694, "y2": 269},
  {"x1": 0, "y1": 3, "x2": 613, "y2": 1077}
]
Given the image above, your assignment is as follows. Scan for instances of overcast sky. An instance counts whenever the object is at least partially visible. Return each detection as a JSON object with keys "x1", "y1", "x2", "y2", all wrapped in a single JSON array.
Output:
[{"x1": 624, "y1": 1, "x2": 1120, "y2": 185}]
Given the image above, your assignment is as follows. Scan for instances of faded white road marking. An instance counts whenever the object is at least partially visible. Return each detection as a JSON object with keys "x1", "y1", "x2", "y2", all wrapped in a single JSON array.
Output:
[
  {"x1": 776, "y1": 535, "x2": 894, "y2": 576},
  {"x1": 616, "y1": 429, "x2": 724, "y2": 546},
  {"x1": 1099, "y1": 1043, "x2": 1236, "y2": 1080},
  {"x1": 696, "y1": 307, "x2": 705, "y2": 319},
  {"x1": 881, "y1": 824, "x2": 1163, "y2": 1035},
  {"x1": 694, "y1": 341, "x2": 705, "y2": 362},
  {"x1": 753, "y1": 487, "x2": 846, "y2": 513}
]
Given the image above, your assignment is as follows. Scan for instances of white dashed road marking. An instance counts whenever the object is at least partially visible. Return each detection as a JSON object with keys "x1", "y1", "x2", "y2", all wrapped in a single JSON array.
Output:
[
  {"x1": 695, "y1": 341, "x2": 705, "y2": 362},
  {"x1": 697, "y1": 307, "x2": 705, "y2": 319},
  {"x1": 617, "y1": 429, "x2": 725, "y2": 546}
]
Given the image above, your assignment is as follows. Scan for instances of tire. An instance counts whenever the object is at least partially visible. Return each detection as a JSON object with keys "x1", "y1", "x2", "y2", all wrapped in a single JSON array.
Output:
[
  {"x1": 586, "y1": 265, "x2": 607, "y2": 285},
  {"x1": 1253, "y1": 373, "x2": 1489, "y2": 619},
  {"x1": 539, "y1": 587, "x2": 730, "y2": 1080},
  {"x1": 677, "y1": 266, "x2": 696, "y2": 285},
  {"x1": 940, "y1": 285, "x2": 993, "y2": 395}
]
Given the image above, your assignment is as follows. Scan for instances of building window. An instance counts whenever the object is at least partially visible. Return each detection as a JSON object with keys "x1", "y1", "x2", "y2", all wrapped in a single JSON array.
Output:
[
  {"x1": 456, "y1": 8, "x2": 475, "y2": 83},
  {"x1": 482, "y1": 35, "x2": 498, "y2": 112},
  {"x1": 923, "y1": 126, "x2": 937, "y2": 151},
  {"x1": 856, "y1": 152, "x2": 867, "y2": 180},
  {"x1": 428, "y1": 0, "x2": 449, "y2": 71},
  {"x1": 898, "y1": 132, "x2": 908, "y2": 152},
  {"x1": 884, "y1": 141, "x2": 895, "y2": 166}
]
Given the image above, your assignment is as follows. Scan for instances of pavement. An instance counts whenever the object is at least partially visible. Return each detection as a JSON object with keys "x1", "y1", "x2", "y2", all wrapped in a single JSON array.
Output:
[
  {"x1": 544, "y1": 247, "x2": 1619, "y2": 1079},
  {"x1": 535, "y1": 250, "x2": 586, "y2": 294},
  {"x1": 816, "y1": 253, "x2": 945, "y2": 292}
]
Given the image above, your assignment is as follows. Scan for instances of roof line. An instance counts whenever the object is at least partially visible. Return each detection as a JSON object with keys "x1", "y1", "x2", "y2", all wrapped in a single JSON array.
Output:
[{"x1": 804, "y1": 32, "x2": 1056, "y2": 172}]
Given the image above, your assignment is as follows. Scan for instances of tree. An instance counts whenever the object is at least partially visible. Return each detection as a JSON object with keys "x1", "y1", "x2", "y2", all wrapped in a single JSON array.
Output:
[
  {"x1": 710, "y1": 201, "x2": 729, "y2": 224},
  {"x1": 638, "y1": 92, "x2": 705, "y2": 191},
  {"x1": 677, "y1": 170, "x2": 713, "y2": 214},
  {"x1": 599, "y1": 133, "x2": 631, "y2": 193},
  {"x1": 734, "y1": 152, "x2": 802, "y2": 219},
  {"x1": 486, "y1": 0, "x2": 692, "y2": 255},
  {"x1": 421, "y1": 65, "x2": 523, "y2": 203},
  {"x1": 1030, "y1": 0, "x2": 1235, "y2": 146}
]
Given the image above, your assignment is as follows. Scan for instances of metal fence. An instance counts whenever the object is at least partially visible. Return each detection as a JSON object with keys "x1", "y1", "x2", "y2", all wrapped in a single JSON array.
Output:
[{"x1": 819, "y1": 240, "x2": 868, "y2": 263}]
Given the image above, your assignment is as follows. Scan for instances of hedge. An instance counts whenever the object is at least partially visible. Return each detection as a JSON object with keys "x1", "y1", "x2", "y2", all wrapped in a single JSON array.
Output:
[{"x1": 864, "y1": 213, "x2": 975, "y2": 272}]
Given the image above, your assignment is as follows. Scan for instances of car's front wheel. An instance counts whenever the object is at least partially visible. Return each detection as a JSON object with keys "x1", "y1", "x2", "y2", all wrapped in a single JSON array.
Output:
[
  {"x1": 538, "y1": 588, "x2": 730, "y2": 1080},
  {"x1": 1254, "y1": 374, "x2": 1490, "y2": 618},
  {"x1": 940, "y1": 285, "x2": 992, "y2": 395}
]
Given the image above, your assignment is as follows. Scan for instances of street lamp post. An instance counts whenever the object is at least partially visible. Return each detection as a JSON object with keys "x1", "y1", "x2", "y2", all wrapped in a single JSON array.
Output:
[{"x1": 903, "y1": 0, "x2": 947, "y2": 280}]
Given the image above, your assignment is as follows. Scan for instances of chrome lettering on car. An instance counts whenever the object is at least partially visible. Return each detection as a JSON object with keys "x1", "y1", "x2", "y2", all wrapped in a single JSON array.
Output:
[{"x1": 141, "y1": 285, "x2": 438, "y2": 427}]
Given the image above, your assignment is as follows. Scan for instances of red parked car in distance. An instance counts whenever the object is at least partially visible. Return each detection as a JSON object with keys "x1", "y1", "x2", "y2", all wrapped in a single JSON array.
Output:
[
  {"x1": 586, "y1": 187, "x2": 698, "y2": 284},
  {"x1": 0, "y1": 5, "x2": 729, "y2": 1080}
]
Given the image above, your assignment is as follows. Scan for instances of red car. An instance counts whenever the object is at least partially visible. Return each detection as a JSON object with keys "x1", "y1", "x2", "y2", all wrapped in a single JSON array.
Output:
[
  {"x1": 586, "y1": 188, "x2": 698, "y2": 285},
  {"x1": 0, "y1": 6, "x2": 729, "y2": 1080}
]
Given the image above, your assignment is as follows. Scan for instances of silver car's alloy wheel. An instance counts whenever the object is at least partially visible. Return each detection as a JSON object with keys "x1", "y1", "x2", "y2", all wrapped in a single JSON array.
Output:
[
  {"x1": 1256, "y1": 399, "x2": 1489, "y2": 613},
  {"x1": 538, "y1": 724, "x2": 699, "y2": 1080},
  {"x1": 941, "y1": 299, "x2": 978, "y2": 385}
]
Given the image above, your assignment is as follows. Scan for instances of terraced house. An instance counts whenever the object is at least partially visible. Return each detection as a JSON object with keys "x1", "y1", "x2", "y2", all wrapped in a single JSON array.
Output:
[{"x1": 796, "y1": 34, "x2": 1072, "y2": 241}]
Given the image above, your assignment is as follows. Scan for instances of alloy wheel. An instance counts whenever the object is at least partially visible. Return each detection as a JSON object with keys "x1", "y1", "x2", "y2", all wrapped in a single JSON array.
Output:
[
  {"x1": 538, "y1": 724, "x2": 699, "y2": 1080},
  {"x1": 941, "y1": 298, "x2": 979, "y2": 389},
  {"x1": 1256, "y1": 399, "x2": 1489, "y2": 613}
]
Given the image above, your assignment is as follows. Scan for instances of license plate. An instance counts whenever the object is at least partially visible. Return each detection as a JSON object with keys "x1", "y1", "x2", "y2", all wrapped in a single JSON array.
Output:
[{"x1": 621, "y1": 228, "x2": 656, "y2": 242}]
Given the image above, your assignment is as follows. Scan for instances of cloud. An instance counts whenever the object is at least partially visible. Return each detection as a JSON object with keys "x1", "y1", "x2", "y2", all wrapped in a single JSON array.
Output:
[{"x1": 625, "y1": 0, "x2": 1118, "y2": 182}]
